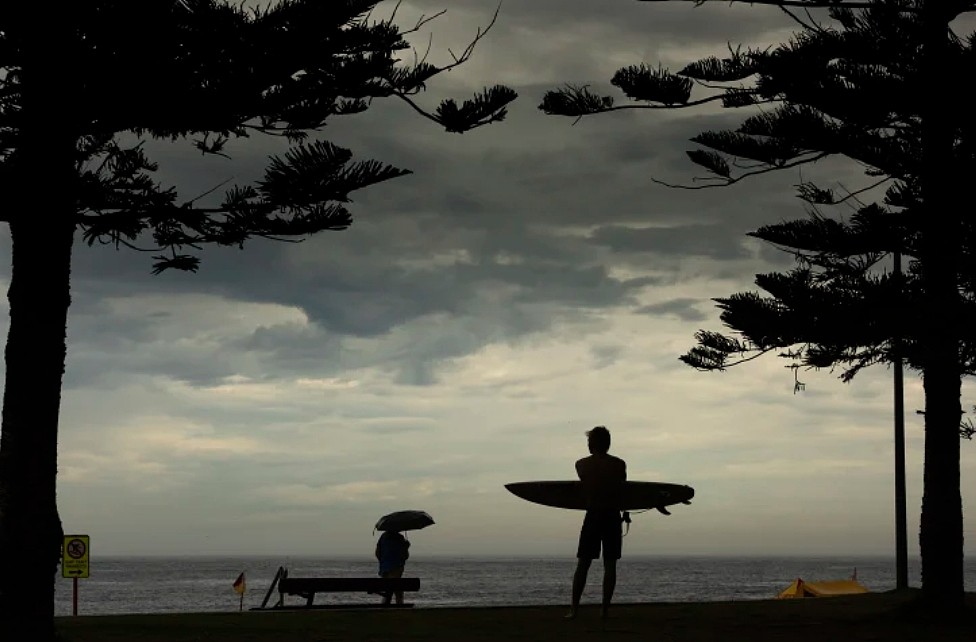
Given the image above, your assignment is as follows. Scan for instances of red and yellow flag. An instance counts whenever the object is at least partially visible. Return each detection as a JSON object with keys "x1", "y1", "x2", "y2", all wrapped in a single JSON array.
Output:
[{"x1": 233, "y1": 572, "x2": 246, "y2": 595}]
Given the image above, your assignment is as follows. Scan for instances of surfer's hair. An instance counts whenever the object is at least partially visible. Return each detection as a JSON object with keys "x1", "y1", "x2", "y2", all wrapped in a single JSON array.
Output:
[{"x1": 587, "y1": 426, "x2": 611, "y2": 453}]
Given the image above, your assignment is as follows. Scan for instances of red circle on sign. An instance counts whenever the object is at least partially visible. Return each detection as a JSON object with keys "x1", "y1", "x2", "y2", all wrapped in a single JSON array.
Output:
[{"x1": 66, "y1": 539, "x2": 86, "y2": 559}]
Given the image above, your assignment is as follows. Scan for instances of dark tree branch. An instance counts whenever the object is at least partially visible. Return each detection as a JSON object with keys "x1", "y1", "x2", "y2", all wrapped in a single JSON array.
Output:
[
  {"x1": 711, "y1": 347, "x2": 778, "y2": 369},
  {"x1": 397, "y1": 6, "x2": 448, "y2": 39},
  {"x1": 542, "y1": 86, "x2": 737, "y2": 120},
  {"x1": 779, "y1": 4, "x2": 820, "y2": 30},
  {"x1": 796, "y1": 176, "x2": 892, "y2": 207},
  {"x1": 637, "y1": 0, "x2": 976, "y2": 19},
  {"x1": 652, "y1": 151, "x2": 831, "y2": 189},
  {"x1": 640, "y1": 0, "x2": 904, "y2": 10},
  {"x1": 383, "y1": 3, "x2": 516, "y2": 133},
  {"x1": 831, "y1": 176, "x2": 892, "y2": 206},
  {"x1": 429, "y1": 2, "x2": 501, "y2": 73}
]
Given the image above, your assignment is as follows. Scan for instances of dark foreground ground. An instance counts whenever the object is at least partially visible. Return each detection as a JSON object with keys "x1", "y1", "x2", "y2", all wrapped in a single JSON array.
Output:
[{"x1": 56, "y1": 590, "x2": 976, "y2": 642}]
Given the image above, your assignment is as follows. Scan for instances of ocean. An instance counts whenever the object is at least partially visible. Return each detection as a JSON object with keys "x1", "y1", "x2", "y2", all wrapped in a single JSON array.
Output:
[{"x1": 53, "y1": 556, "x2": 976, "y2": 616}]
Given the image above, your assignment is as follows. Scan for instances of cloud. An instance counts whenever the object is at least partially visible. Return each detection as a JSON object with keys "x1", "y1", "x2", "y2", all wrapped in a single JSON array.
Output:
[
  {"x1": 634, "y1": 298, "x2": 710, "y2": 322},
  {"x1": 257, "y1": 479, "x2": 441, "y2": 506},
  {"x1": 4, "y1": 1, "x2": 975, "y2": 559},
  {"x1": 715, "y1": 457, "x2": 886, "y2": 479},
  {"x1": 589, "y1": 223, "x2": 754, "y2": 260}
]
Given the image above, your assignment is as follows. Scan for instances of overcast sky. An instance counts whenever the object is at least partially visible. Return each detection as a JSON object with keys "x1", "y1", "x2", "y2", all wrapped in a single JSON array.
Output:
[{"x1": 2, "y1": 1, "x2": 974, "y2": 566}]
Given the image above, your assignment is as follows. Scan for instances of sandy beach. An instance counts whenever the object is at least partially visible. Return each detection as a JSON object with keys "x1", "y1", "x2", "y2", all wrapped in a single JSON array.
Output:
[{"x1": 55, "y1": 590, "x2": 975, "y2": 642}]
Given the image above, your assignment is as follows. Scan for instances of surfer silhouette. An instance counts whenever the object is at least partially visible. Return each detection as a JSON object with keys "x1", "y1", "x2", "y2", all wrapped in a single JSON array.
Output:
[{"x1": 567, "y1": 425, "x2": 626, "y2": 620}]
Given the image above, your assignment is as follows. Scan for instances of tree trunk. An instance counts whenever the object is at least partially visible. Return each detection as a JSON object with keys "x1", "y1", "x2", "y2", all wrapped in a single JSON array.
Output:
[
  {"x1": 0, "y1": 14, "x2": 78, "y2": 640},
  {"x1": 0, "y1": 222, "x2": 75, "y2": 640},
  {"x1": 919, "y1": 363, "x2": 965, "y2": 607},
  {"x1": 917, "y1": 1, "x2": 965, "y2": 609}
]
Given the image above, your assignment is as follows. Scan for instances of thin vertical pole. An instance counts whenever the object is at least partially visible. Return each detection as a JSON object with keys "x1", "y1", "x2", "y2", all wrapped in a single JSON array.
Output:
[
  {"x1": 893, "y1": 250, "x2": 908, "y2": 589},
  {"x1": 73, "y1": 577, "x2": 78, "y2": 616}
]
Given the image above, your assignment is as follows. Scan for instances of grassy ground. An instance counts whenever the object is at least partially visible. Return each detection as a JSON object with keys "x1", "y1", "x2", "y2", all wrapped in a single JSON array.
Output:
[{"x1": 56, "y1": 591, "x2": 975, "y2": 642}]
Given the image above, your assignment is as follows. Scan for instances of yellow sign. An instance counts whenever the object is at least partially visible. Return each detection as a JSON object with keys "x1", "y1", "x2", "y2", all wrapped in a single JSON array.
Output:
[{"x1": 62, "y1": 534, "x2": 90, "y2": 579}]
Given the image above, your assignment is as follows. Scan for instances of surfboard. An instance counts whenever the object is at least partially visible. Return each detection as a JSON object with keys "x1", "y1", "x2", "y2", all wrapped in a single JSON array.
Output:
[{"x1": 505, "y1": 481, "x2": 694, "y2": 514}]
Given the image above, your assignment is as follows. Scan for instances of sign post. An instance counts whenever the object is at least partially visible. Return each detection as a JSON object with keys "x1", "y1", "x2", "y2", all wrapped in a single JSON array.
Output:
[{"x1": 62, "y1": 535, "x2": 90, "y2": 616}]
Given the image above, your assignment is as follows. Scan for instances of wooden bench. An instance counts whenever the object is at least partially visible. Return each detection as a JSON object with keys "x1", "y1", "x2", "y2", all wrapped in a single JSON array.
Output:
[{"x1": 256, "y1": 566, "x2": 420, "y2": 610}]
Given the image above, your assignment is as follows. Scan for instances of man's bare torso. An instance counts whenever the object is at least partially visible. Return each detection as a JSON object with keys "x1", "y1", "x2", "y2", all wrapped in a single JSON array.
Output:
[{"x1": 576, "y1": 453, "x2": 627, "y2": 512}]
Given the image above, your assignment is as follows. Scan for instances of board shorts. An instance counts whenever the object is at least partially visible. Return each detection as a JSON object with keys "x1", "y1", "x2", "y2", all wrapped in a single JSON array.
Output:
[{"x1": 577, "y1": 509, "x2": 622, "y2": 560}]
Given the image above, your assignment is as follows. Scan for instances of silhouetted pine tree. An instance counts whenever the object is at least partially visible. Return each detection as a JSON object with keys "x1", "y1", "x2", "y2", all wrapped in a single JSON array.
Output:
[
  {"x1": 0, "y1": 2, "x2": 516, "y2": 638},
  {"x1": 541, "y1": 0, "x2": 972, "y2": 607}
]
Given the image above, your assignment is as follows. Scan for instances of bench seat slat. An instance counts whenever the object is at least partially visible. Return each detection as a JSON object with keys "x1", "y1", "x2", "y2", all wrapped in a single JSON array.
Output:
[{"x1": 279, "y1": 577, "x2": 420, "y2": 594}]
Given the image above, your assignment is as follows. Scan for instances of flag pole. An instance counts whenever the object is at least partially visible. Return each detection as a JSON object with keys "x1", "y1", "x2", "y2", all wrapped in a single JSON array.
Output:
[{"x1": 233, "y1": 571, "x2": 247, "y2": 612}]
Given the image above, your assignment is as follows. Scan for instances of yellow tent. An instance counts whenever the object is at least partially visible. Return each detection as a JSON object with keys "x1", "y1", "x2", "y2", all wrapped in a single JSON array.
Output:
[{"x1": 776, "y1": 577, "x2": 869, "y2": 599}]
